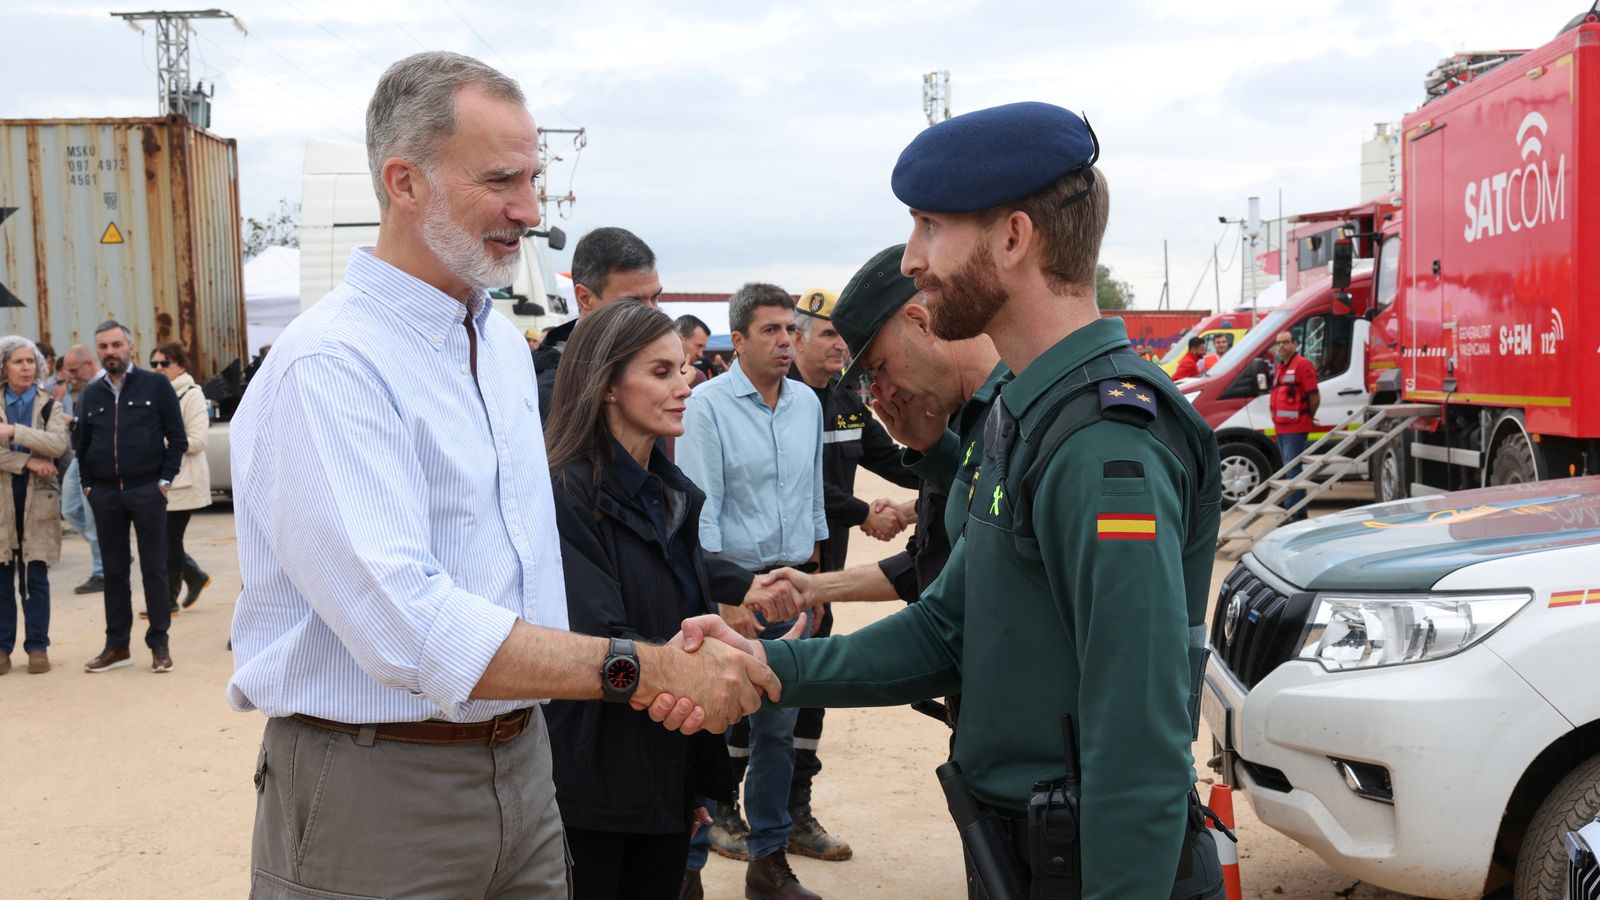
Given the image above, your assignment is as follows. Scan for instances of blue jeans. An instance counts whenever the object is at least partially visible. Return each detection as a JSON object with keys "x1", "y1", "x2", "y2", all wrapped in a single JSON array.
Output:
[
  {"x1": 1276, "y1": 430, "x2": 1310, "y2": 518},
  {"x1": 743, "y1": 615, "x2": 804, "y2": 860},
  {"x1": 0, "y1": 474, "x2": 50, "y2": 654},
  {"x1": 62, "y1": 460, "x2": 102, "y2": 578},
  {"x1": 0, "y1": 559, "x2": 51, "y2": 654}
]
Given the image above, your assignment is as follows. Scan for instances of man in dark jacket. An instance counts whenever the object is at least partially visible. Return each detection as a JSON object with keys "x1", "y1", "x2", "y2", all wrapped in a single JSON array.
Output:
[
  {"x1": 532, "y1": 227, "x2": 662, "y2": 418},
  {"x1": 75, "y1": 320, "x2": 187, "y2": 674}
]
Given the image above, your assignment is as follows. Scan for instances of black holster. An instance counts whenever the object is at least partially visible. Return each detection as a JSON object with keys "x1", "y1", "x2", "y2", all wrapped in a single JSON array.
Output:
[{"x1": 1026, "y1": 778, "x2": 1082, "y2": 900}]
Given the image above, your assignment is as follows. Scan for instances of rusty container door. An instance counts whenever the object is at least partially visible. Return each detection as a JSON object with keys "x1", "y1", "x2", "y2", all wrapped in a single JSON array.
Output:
[{"x1": 0, "y1": 116, "x2": 245, "y2": 377}]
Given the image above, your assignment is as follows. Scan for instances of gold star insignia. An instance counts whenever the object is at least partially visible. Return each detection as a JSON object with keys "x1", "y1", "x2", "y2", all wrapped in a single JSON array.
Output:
[
  {"x1": 1107, "y1": 389, "x2": 1126, "y2": 397},
  {"x1": 1121, "y1": 381, "x2": 1137, "y2": 390},
  {"x1": 1136, "y1": 393, "x2": 1152, "y2": 402}
]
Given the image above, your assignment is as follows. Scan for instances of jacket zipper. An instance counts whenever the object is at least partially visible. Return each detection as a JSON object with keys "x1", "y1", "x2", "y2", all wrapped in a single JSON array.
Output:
[{"x1": 112, "y1": 390, "x2": 123, "y2": 490}]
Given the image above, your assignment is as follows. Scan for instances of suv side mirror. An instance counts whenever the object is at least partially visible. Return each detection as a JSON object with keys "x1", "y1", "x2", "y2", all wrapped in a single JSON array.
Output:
[{"x1": 1332, "y1": 239, "x2": 1353, "y2": 290}]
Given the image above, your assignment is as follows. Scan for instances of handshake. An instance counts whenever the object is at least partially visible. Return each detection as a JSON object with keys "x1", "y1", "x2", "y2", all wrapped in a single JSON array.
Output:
[
  {"x1": 863, "y1": 497, "x2": 916, "y2": 542},
  {"x1": 629, "y1": 613, "x2": 807, "y2": 735}
]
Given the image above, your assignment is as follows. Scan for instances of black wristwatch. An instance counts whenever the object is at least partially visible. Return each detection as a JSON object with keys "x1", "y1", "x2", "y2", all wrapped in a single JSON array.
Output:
[{"x1": 599, "y1": 637, "x2": 640, "y2": 704}]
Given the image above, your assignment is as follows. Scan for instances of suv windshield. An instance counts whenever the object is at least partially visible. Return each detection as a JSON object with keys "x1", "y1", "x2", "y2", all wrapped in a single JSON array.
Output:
[{"x1": 1211, "y1": 307, "x2": 1294, "y2": 374}]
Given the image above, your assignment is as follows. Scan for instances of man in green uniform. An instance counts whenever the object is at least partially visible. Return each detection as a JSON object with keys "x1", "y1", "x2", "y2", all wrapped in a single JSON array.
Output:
[{"x1": 660, "y1": 102, "x2": 1225, "y2": 899}]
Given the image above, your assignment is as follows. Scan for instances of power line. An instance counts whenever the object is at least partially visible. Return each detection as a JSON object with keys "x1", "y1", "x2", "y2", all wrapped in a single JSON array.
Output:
[
  {"x1": 381, "y1": 13, "x2": 430, "y2": 52},
  {"x1": 195, "y1": 30, "x2": 362, "y2": 141},
  {"x1": 1183, "y1": 222, "x2": 1237, "y2": 309},
  {"x1": 437, "y1": 0, "x2": 577, "y2": 126},
  {"x1": 232, "y1": 28, "x2": 368, "y2": 112},
  {"x1": 279, "y1": 0, "x2": 388, "y2": 69}
]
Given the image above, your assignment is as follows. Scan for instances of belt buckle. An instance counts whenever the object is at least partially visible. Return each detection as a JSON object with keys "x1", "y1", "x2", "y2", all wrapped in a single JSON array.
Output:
[{"x1": 489, "y1": 711, "x2": 521, "y2": 744}]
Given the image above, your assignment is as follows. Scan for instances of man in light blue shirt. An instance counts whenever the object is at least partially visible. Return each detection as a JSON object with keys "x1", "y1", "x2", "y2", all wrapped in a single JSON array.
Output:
[
  {"x1": 228, "y1": 51, "x2": 779, "y2": 899},
  {"x1": 678, "y1": 282, "x2": 827, "y2": 900}
]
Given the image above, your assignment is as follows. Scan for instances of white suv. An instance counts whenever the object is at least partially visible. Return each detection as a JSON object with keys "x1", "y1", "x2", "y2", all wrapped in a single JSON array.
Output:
[{"x1": 1203, "y1": 477, "x2": 1600, "y2": 899}]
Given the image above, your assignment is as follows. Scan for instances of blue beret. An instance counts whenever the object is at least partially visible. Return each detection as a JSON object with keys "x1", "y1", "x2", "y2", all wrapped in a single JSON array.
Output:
[{"x1": 891, "y1": 102, "x2": 1098, "y2": 213}]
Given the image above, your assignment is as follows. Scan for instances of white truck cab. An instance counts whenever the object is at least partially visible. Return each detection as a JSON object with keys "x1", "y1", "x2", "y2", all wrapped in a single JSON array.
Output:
[
  {"x1": 298, "y1": 138, "x2": 573, "y2": 334},
  {"x1": 1203, "y1": 478, "x2": 1600, "y2": 899}
]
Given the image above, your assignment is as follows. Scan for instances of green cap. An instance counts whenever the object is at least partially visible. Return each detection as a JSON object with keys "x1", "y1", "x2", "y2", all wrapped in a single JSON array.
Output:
[{"x1": 835, "y1": 244, "x2": 918, "y2": 378}]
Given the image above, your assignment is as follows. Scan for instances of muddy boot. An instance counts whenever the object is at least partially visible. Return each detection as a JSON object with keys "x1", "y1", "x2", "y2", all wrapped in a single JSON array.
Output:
[
  {"x1": 709, "y1": 799, "x2": 751, "y2": 861},
  {"x1": 787, "y1": 805, "x2": 853, "y2": 861},
  {"x1": 745, "y1": 850, "x2": 820, "y2": 899}
]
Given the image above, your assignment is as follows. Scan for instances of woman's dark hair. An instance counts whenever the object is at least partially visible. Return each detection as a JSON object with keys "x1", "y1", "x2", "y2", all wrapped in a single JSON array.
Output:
[
  {"x1": 151, "y1": 341, "x2": 188, "y2": 370},
  {"x1": 545, "y1": 301, "x2": 676, "y2": 483}
]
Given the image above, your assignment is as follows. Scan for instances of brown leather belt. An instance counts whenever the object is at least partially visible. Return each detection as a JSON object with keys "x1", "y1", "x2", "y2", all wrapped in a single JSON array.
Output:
[{"x1": 291, "y1": 707, "x2": 533, "y2": 746}]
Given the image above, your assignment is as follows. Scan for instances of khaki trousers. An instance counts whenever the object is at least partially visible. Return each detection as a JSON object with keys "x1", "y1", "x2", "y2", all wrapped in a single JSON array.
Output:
[{"x1": 249, "y1": 707, "x2": 570, "y2": 899}]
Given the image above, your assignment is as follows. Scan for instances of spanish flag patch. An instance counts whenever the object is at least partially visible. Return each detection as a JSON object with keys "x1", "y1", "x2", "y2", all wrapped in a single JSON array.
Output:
[{"x1": 1097, "y1": 513, "x2": 1156, "y2": 540}]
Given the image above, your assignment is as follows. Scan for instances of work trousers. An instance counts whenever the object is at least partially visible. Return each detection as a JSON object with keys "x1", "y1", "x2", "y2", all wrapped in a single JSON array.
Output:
[
  {"x1": 565, "y1": 826, "x2": 689, "y2": 900},
  {"x1": 87, "y1": 482, "x2": 169, "y2": 652},
  {"x1": 250, "y1": 708, "x2": 570, "y2": 899}
]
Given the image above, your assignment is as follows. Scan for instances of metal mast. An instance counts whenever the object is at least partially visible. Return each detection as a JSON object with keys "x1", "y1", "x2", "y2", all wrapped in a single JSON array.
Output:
[
  {"x1": 111, "y1": 9, "x2": 246, "y2": 124},
  {"x1": 922, "y1": 71, "x2": 951, "y2": 126}
]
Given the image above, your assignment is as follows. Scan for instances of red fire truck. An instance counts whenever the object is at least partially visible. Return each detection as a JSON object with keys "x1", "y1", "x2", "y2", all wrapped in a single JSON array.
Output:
[{"x1": 1361, "y1": 19, "x2": 1600, "y2": 501}]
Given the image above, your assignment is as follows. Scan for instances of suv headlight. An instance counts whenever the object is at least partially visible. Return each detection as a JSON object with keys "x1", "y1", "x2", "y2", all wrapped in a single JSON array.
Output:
[{"x1": 1297, "y1": 592, "x2": 1531, "y2": 671}]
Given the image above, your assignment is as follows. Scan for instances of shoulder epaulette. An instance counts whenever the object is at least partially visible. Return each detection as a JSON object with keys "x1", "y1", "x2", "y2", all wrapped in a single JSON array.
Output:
[{"x1": 1097, "y1": 378, "x2": 1157, "y2": 419}]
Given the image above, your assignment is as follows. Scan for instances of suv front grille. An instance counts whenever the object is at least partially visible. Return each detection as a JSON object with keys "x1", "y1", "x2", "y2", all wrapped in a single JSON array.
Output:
[{"x1": 1210, "y1": 559, "x2": 1315, "y2": 689}]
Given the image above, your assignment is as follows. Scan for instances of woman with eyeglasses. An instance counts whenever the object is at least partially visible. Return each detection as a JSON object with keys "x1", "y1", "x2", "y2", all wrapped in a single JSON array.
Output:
[
  {"x1": 0, "y1": 336, "x2": 69, "y2": 675},
  {"x1": 541, "y1": 301, "x2": 801, "y2": 900},
  {"x1": 148, "y1": 343, "x2": 212, "y2": 614}
]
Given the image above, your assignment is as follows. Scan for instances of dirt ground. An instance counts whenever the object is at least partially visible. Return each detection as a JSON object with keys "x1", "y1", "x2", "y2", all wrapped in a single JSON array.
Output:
[{"x1": 3, "y1": 475, "x2": 1424, "y2": 899}]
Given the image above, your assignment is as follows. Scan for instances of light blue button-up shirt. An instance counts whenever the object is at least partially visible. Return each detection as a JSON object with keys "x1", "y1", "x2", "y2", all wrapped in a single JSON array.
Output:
[
  {"x1": 227, "y1": 247, "x2": 569, "y2": 723},
  {"x1": 678, "y1": 358, "x2": 827, "y2": 572}
]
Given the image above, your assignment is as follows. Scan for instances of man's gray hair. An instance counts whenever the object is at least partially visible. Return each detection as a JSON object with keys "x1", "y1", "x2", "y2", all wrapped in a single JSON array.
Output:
[
  {"x1": 728, "y1": 283, "x2": 795, "y2": 336},
  {"x1": 95, "y1": 319, "x2": 133, "y2": 342},
  {"x1": 794, "y1": 313, "x2": 819, "y2": 337},
  {"x1": 365, "y1": 51, "x2": 526, "y2": 213},
  {"x1": 0, "y1": 335, "x2": 45, "y2": 377}
]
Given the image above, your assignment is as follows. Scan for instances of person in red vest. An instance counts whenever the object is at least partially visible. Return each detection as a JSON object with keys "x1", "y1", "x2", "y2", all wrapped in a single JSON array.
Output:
[
  {"x1": 1269, "y1": 331, "x2": 1319, "y2": 521},
  {"x1": 1172, "y1": 336, "x2": 1205, "y2": 380}
]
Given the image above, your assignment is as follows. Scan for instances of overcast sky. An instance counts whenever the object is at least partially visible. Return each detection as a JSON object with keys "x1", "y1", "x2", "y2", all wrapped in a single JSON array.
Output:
[{"x1": 8, "y1": 0, "x2": 1593, "y2": 309}]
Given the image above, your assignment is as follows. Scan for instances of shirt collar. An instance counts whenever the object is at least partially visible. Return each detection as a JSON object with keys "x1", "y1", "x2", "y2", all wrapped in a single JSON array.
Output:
[
  {"x1": 344, "y1": 246, "x2": 492, "y2": 344},
  {"x1": 727, "y1": 358, "x2": 794, "y2": 407},
  {"x1": 5, "y1": 384, "x2": 36, "y2": 405},
  {"x1": 971, "y1": 361, "x2": 1012, "y2": 404},
  {"x1": 1001, "y1": 317, "x2": 1130, "y2": 417},
  {"x1": 609, "y1": 438, "x2": 654, "y2": 499}
]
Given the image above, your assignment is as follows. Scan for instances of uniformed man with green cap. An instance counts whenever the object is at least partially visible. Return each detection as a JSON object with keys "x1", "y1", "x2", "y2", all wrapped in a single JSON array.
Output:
[{"x1": 662, "y1": 101, "x2": 1225, "y2": 900}]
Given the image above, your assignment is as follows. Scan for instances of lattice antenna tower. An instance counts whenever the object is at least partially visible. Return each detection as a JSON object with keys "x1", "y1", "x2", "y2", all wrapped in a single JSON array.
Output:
[
  {"x1": 922, "y1": 71, "x2": 951, "y2": 126},
  {"x1": 111, "y1": 9, "x2": 247, "y2": 125}
]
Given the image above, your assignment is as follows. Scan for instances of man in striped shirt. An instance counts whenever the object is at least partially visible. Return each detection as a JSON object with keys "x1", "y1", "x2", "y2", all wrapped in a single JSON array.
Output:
[{"x1": 228, "y1": 51, "x2": 778, "y2": 899}]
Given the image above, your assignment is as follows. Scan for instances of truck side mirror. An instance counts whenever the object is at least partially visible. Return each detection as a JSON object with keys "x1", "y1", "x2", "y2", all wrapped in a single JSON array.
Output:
[
  {"x1": 545, "y1": 226, "x2": 566, "y2": 252},
  {"x1": 1332, "y1": 239, "x2": 1353, "y2": 290},
  {"x1": 1332, "y1": 291, "x2": 1353, "y2": 317}
]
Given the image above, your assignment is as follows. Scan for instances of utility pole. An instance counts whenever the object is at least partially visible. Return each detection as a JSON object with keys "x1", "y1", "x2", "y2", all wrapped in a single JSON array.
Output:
[
  {"x1": 112, "y1": 9, "x2": 246, "y2": 127},
  {"x1": 536, "y1": 127, "x2": 587, "y2": 221},
  {"x1": 922, "y1": 71, "x2": 951, "y2": 126},
  {"x1": 1158, "y1": 240, "x2": 1170, "y2": 309}
]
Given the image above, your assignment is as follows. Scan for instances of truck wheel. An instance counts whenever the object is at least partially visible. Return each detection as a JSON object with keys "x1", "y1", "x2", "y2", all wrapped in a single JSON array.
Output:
[
  {"x1": 1218, "y1": 442, "x2": 1270, "y2": 507},
  {"x1": 1513, "y1": 753, "x2": 1600, "y2": 900},
  {"x1": 1372, "y1": 439, "x2": 1408, "y2": 503},
  {"x1": 1489, "y1": 432, "x2": 1539, "y2": 486}
]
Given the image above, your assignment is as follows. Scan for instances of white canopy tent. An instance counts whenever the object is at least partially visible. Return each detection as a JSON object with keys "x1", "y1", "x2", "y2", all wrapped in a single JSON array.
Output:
[{"x1": 243, "y1": 245, "x2": 301, "y2": 357}]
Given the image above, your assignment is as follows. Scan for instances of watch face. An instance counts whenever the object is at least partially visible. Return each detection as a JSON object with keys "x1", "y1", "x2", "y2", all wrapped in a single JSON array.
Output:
[{"x1": 604, "y1": 657, "x2": 639, "y2": 692}]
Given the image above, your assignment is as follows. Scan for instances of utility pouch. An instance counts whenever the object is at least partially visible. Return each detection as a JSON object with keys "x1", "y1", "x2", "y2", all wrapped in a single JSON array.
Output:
[{"x1": 1026, "y1": 777, "x2": 1082, "y2": 900}]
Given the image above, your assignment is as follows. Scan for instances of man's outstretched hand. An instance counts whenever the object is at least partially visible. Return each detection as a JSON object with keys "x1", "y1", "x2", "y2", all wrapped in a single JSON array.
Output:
[
  {"x1": 640, "y1": 614, "x2": 807, "y2": 728},
  {"x1": 630, "y1": 631, "x2": 785, "y2": 735}
]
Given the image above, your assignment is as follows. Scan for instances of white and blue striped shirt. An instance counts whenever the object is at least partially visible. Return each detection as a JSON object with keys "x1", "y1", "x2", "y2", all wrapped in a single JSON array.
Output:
[
  {"x1": 678, "y1": 358, "x2": 827, "y2": 572},
  {"x1": 227, "y1": 247, "x2": 568, "y2": 723}
]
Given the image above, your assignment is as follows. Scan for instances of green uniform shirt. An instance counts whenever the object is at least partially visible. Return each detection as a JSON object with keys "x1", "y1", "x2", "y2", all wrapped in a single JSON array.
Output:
[
  {"x1": 902, "y1": 362, "x2": 1011, "y2": 546},
  {"x1": 765, "y1": 318, "x2": 1221, "y2": 900}
]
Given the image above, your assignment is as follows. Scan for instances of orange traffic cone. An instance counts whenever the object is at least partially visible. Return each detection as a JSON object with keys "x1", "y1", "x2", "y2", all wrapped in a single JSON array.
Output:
[{"x1": 1207, "y1": 783, "x2": 1242, "y2": 900}]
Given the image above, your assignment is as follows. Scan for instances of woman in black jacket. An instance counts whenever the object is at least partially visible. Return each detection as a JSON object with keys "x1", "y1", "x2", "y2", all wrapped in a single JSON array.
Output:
[{"x1": 544, "y1": 301, "x2": 795, "y2": 900}]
